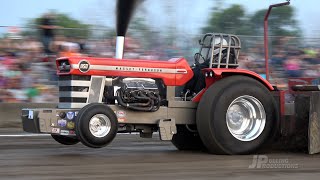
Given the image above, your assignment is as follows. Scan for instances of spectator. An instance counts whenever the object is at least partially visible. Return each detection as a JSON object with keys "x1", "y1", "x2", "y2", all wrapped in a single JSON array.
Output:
[
  {"x1": 304, "y1": 64, "x2": 320, "y2": 77},
  {"x1": 58, "y1": 38, "x2": 81, "y2": 57},
  {"x1": 25, "y1": 84, "x2": 40, "y2": 102},
  {"x1": 33, "y1": 86, "x2": 57, "y2": 103},
  {"x1": 238, "y1": 53, "x2": 253, "y2": 69},
  {"x1": 271, "y1": 50, "x2": 286, "y2": 66},
  {"x1": 284, "y1": 55, "x2": 302, "y2": 77},
  {"x1": 38, "y1": 12, "x2": 60, "y2": 55}
]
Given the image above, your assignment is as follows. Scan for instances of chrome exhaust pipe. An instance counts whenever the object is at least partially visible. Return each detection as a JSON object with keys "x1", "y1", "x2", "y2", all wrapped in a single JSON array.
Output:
[{"x1": 115, "y1": 36, "x2": 125, "y2": 59}]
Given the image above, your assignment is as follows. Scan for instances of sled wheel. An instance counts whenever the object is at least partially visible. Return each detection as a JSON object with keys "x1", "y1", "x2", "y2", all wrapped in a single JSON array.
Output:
[
  {"x1": 51, "y1": 135, "x2": 80, "y2": 145},
  {"x1": 197, "y1": 75, "x2": 278, "y2": 154},
  {"x1": 171, "y1": 125, "x2": 206, "y2": 151},
  {"x1": 75, "y1": 103, "x2": 118, "y2": 148}
]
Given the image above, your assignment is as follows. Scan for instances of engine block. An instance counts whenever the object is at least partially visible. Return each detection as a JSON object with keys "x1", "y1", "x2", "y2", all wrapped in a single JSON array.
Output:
[{"x1": 117, "y1": 78, "x2": 161, "y2": 112}]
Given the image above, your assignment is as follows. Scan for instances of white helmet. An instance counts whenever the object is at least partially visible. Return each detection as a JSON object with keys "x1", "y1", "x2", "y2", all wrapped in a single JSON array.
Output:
[{"x1": 213, "y1": 37, "x2": 228, "y2": 55}]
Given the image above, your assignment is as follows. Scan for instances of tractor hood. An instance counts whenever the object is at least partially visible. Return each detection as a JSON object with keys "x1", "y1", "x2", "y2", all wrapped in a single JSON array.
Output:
[{"x1": 56, "y1": 57, "x2": 193, "y2": 86}]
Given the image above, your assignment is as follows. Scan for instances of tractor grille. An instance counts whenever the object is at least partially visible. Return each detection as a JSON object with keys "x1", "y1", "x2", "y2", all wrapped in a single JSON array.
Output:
[
  {"x1": 59, "y1": 97, "x2": 88, "y2": 103},
  {"x1": 59, "y1": 75, "x2": 91, "y2": 81},
  {"x1": 59, "y1": 86, "x2": 90, "y2": 91},
  {"x1": 58, "y1": 75, "x2": 91, "y2": 108},
  {"x1": 58, "y1": 75, "x2": 106, "y2": 109}
]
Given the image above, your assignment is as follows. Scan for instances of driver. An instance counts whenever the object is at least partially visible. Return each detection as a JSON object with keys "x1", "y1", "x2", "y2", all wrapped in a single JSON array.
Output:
[{"x1": 182, "y1": 36, "x2": 237, "y2": 98}]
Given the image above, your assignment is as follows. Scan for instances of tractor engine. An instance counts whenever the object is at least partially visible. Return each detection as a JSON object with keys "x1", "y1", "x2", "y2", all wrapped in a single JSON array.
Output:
[{"x1": 116, "y1": 78, "x2": 161, "y2": 112}]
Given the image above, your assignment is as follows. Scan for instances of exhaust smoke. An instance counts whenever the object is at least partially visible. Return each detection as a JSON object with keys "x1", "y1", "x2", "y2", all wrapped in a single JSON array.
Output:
[{"x1": 116, "y1": 0, "x2": 141, "y2": 36}]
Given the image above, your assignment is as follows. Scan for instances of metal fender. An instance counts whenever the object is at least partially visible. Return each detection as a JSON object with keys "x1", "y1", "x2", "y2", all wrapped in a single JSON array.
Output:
[{"x1": 192, "y1": 68, "x2": 274, "y2": 102}]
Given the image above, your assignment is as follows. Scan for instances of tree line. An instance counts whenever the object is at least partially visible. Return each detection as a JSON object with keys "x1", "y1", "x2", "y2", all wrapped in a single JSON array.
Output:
[
  {"x1": 21, "y1": 4, "x2": 300, "y2": 42},
  {"x1": 202, "y1": 4, "x2": 300, "y2": 37}
]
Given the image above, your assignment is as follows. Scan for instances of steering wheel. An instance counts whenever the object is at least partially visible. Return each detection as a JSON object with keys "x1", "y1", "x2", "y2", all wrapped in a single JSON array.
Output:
[{"x1": 194, "y1": 52, "x2": 206, "y2": 65}]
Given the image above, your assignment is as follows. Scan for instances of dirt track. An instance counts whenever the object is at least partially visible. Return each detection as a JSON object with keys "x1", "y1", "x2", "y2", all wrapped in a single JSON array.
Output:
[{"x1": 0, "y1": 133, "x2": 319, "y2": 180}]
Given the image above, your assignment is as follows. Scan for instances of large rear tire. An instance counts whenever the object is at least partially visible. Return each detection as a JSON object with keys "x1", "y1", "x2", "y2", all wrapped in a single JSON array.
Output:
[
  {"x1": 51, "y1": 135, "x2": 80, "y2": 145},
  {"x1": 197, "y1": 75, "x2": 278, "y2": 154},
  {"x1": 75, "y1": 103, "x2": 118, "y2": 148},
  {"x1": 171, "y1": 125, "x2": 206, "y2": 151}
]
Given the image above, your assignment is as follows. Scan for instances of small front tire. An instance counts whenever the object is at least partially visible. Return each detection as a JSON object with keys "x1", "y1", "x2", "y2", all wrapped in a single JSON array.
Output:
[
  {"x1": 75, "y1": 103, "x2": 118, "y2": 148},
  {"x1": 51, "y1": 135, "x2": 80, "y2": 145}
]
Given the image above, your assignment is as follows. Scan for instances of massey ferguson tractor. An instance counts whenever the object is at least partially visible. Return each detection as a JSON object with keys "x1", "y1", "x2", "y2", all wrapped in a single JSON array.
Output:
[{"x1": 21, "y1": 0, "x2": 320, "y2": 154}]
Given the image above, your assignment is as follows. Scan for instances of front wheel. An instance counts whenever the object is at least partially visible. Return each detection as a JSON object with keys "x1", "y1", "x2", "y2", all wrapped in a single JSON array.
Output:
[
  {"x1": 75, "y1": 103, "x2": 118, "y2": 148},
  {"x1": 197, "y1": 75, "x2": 278, "y2": 154},
  {"x1": 51, "y1": 135, "x2": 80, "y2": 145}
]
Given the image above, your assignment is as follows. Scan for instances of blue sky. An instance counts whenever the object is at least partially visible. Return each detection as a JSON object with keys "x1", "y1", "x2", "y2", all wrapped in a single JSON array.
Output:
[{"x1": 0, "y1": 0, "x2": 319, "y2": 36}]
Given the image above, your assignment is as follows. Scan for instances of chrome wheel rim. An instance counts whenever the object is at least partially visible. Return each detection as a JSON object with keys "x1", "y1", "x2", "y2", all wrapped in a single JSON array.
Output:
[
  {"x1": 89, "y1": 114, "x2": 111, "y2": 138},
  {"x1": 226, "y1": 95, "x2": 266, "y2": 141}
]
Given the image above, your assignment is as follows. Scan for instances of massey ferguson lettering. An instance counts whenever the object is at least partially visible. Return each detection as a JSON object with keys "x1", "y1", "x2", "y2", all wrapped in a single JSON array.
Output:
[{"x1": 115, "y1": 67, "x2": 162, "y2": 72}]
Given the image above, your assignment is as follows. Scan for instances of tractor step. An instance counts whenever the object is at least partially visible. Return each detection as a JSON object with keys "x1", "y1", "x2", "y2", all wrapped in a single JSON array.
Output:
[{"x1": 158, "y1": 119, "x2": 177, "y2": 141}]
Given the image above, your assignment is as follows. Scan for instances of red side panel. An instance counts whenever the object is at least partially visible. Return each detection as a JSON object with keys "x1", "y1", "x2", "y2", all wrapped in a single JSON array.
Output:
[
  {"x1": 192, "y1": 68, "x2": 274, "y2": 102},
  {"x1": 56, "y1": 57, "x2": 194, "y2": 86}
]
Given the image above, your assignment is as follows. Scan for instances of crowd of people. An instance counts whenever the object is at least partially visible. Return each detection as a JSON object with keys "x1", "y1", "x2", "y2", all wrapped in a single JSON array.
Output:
[
  {"x1": 0, "y1": 37, "x2": 56, "y2": 102},
  {"x1": 238, "y1": 40, "x2": 320, "y2": 89},
  {"x1": 1, "y1": 16, "x2": 320, "y2": 102}
]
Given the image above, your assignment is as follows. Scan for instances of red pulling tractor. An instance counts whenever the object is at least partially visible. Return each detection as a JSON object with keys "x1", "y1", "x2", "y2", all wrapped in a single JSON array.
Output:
[{"x1": 21, "y1": 0, "x2": 320, "y2": 154}]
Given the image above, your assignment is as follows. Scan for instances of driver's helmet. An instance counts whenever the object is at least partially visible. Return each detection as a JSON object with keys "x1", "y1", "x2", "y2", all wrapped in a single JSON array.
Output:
[{"x1": 212, "y1": 37, "x2": 228, "y2": 55}]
